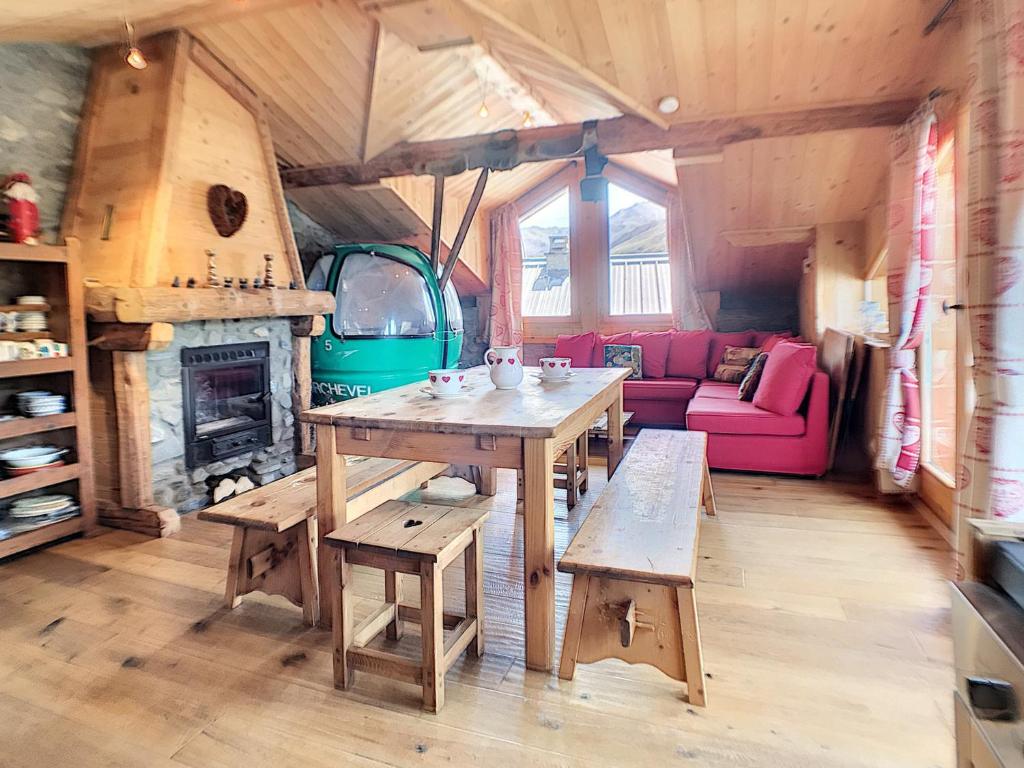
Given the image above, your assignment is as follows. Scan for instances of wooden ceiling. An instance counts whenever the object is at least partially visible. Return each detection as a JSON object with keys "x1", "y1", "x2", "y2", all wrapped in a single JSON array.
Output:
[
  {"x1": 1, "y1": 0, "x2": 960, "y2": 294},
  {"x1": 464, "y1": 0, "x2": 956, "y2": 121},
  {"x1": 680, "y1": 128, "x2": 891, "y2": 293}
]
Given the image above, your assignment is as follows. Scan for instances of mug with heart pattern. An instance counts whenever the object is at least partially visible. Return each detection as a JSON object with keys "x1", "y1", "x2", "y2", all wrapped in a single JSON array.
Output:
[
  {"x1": 428, "y1": 369, "x2": 465, "y2": 395},
  {"x1": 539, "y1": 357, "x2": 572, "y2": 380}
]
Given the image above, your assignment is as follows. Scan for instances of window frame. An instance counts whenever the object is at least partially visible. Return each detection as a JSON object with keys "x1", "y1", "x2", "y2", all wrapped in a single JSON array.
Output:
[
  {"x1": 509, "y1": 161, "x2": 678, "y2": 343},
  {"x1": 602, "y1": 166, "x2": 675, "y2": 325}
]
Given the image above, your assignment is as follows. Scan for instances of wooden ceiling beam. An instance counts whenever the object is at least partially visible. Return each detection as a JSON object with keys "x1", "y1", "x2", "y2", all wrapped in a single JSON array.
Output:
[{"x1": 281, "y1": 98, "x2": 916, "y2": 188}]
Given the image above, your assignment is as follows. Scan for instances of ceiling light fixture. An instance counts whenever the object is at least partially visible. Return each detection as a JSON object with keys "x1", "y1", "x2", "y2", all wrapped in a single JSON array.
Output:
[
  {"x1": 657, "y1": 95, "x2": 680, "y2": 114},
  {"x1": 522, "y1": 111, "x2": 535, "y2": 128},
  {"x1": 124, "y1": 20, "x2": 147, "y2": 70},
  {"x1": 477, "y1": 101, "x2": 490, "y2": 119}
]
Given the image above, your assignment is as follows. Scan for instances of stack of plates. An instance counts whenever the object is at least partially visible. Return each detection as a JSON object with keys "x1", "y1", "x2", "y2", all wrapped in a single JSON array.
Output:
[
  {"x1": 7, "y1": 494, "x2": 77, "y2": 519},
  {"x1": 16, "y1": 390, "x2": 67, "y2": 417},
  {"x1": 16, "y1": 311, "x2": 47, "y2": 332},
  {"x1": 16, "y1": 295, "x2": 46, "y2": 306}
]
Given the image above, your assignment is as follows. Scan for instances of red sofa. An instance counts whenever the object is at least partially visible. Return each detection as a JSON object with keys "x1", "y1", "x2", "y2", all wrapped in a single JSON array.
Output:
[{"x1": 553, "y1": 330, "x2": 829, "y2": 477}]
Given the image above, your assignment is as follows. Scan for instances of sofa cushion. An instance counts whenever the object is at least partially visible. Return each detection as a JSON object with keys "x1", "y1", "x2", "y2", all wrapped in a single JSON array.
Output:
[
  {"x1": 553, "y1": 332, "x2": 596, "y2": 368},
  {"x1": 693, "y1": 381, "x2": 740, "y2": 399},
  {"x1": 632, "y1": 331, "x2": 673, "y2": 378},
  {"x1": 708, "y1": 331, "x2": 755, "y2": 372},
  {"x1": 686, "y1": 396, "x2": 806, "y2": 437},
  {"x1": 666, "y1": 330, "x2": 711, "y2": 379},
  {"x1": 623, "y1": 377, "x2": 699, "y2": 401},
  {"x1": 592, "y1": 332, "x2": 633, "y2": 367},
  {"x1": 753, "y1": 341, "x2": 818, "y2": 416}
]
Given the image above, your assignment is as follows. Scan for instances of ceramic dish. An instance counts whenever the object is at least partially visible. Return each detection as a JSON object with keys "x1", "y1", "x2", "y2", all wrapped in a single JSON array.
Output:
[
  {"x1": 419, "y1": 386, "x2": 469, "y2": 399},
  {"x1": 0, "y1": 446, "x2": 68, "y2": 468},
  {"x1": 15, "y1": 295, "x2": 46, "y2": 305}
]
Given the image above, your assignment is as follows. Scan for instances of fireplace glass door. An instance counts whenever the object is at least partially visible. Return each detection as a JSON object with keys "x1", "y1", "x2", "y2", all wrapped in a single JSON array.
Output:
[
  {"x1": 193, "y1": 364, "x2": 267, "y2": 437},
  {"x1": 182, "y1": 342, "x2": 272, "y2": 467}
]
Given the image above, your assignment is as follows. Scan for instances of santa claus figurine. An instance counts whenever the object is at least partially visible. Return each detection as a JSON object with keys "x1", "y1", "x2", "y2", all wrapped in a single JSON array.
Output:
[{"x1": 2, "y1": 173, "x2": 40, "y2": 245}]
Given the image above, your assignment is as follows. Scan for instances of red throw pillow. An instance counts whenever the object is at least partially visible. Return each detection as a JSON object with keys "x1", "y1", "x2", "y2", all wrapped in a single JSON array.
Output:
[
  {"x1": 761, "y1": 332, "x2": 797, "y2": 353},
  {"x1": 708, "y1": 331, "x2": 755, "y2": 373},
  {"x1": 666, "y1": 330, "x2": 712, "y2": 378},
  {"x1": 753, "y1": 341, "x2": 818, "y2": 416},
  {"x1": 553, "y1": 332, "x2": 597, "y2": 368},
  {"x1": 592, "y1": 332, "x2": 633, "y2": 367},
  {"x1": 751, "y1": 329, "x2": 794, "y2": 347},
  {"x1": 632, "y1": 331, "x2": 673, "y2": 378}
]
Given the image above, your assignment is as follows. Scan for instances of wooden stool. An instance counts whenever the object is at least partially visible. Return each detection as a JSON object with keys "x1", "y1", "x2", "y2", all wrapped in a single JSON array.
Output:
[
  {"x1": 198, "y1": 476, "x2": 319, "y2": 626},
  {"x1": 325, "y1": 499, "x2": 489, "y2": 713},
  {"x1": 518, "y1": 430, "x2": 589, "y2": 509}
]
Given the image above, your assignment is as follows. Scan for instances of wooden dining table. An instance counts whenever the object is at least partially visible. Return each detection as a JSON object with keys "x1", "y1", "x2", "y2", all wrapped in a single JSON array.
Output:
[{"x1": 300, "y1": 364, "x2": 630, "y2": 672}]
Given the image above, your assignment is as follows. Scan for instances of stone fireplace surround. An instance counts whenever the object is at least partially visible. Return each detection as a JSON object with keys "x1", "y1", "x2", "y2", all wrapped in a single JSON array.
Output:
[{"x1": 148, "y1": 318, "x2": 297, "y2": 513}]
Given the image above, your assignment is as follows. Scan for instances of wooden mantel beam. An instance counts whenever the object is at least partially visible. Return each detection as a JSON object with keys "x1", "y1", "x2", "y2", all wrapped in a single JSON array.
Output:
[{"x1": 281, "y1": 99, "x2": 916, "y2": 188}]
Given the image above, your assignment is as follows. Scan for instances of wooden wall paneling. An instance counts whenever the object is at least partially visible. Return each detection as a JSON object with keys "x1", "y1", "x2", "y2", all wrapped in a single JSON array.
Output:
[{"x1": 812, "y1": 221, "x2": 865, "y2": 340}]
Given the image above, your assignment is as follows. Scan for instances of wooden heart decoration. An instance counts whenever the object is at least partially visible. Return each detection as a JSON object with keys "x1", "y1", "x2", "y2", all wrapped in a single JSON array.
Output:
[{"x1": 207, "y1": 184, "x2": 248, "y2": 237}]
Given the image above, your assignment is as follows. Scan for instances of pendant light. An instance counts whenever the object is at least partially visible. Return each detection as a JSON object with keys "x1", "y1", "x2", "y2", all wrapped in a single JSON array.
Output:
[{"x1": 124, "y1": 20, "x2": 147, "y2": 70}]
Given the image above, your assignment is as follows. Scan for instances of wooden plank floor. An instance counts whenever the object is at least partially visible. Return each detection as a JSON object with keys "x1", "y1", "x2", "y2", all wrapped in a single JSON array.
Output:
[{"x1": 0, "y1": 468, "x2": 955, "y2": 767}]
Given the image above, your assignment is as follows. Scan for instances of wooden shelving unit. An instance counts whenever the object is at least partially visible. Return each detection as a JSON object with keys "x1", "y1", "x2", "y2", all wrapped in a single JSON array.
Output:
[{"x1": 0, "y1": 240, "x2": 94, "y2": 559}]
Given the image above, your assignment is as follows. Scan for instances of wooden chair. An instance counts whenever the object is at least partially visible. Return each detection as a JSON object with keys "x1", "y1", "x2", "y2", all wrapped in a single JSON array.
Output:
[
  {"x1": 556, "y1": 429, "x2": 715, "y2": 706},
  {"x1": 325, "y1": 499, "x2": 489, "y2": 713},
  {"x1": 198, "y1": 470, "x2": 320, "y2": 625}
]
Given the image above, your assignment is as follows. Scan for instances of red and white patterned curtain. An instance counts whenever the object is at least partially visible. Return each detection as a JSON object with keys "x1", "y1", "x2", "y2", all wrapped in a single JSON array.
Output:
[
  {"x1": 957, "y1": 0, "x2": 1024, "y2": 568},
  {"x1": 877, "y1": 107, "x2": 939, "y2": 487},
  {"x1": 488, "y1": 203, "x2": 524, "y2": 349}
]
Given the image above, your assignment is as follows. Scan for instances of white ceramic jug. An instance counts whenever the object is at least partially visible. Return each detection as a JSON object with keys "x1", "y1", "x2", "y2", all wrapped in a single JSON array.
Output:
[{"x1": 484, "y1": 345, "x2": 523, "y2": 390}]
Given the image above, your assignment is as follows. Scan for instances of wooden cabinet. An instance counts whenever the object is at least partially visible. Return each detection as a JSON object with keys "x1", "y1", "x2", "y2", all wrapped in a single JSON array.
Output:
[{"x1": 0, "y1": 240, "x2": 95, "y2": 558}]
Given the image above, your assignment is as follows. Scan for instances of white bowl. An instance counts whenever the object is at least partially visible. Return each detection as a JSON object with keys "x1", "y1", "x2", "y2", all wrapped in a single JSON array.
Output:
[{"x1": 0, "y1": 446, "x2": 68, "y2": 467}]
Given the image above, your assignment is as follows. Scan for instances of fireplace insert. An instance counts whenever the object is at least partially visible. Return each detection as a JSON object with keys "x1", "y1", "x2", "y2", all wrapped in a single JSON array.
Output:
[{"x1": 181, "y1": 341, "x2": 272, "y2": 468}]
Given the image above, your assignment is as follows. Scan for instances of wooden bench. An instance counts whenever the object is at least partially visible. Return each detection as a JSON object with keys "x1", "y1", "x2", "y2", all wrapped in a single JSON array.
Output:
[
  {"x1": 325, "y1": 499, "x2": 489, "y2": 713},
  {"x1": 556, "y1": 429, "x2": 715, "y2": 706},
  {"x1": 198, "y1": 457, "x2": 448, "y2": 625}
]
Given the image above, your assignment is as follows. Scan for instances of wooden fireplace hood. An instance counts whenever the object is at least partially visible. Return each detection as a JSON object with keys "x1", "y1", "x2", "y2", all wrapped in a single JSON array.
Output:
[
  {"x1": 63, "y1": 31, "x2": 332, "y2": 538},
  {"x1": 63, "y1": 30, "x2": 332, "y2": 324}
]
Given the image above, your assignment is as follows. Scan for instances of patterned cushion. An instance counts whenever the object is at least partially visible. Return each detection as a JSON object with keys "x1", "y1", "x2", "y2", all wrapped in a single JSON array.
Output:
[
  {"x1": 737, "y1": 352, "x2": 769, "y2": 401},
  {"x1": 720, "y1": 345, "x2": 761, "y2": 366},
  {"x1": 712, "y1": 346, "x2": 760, "y2": 384},
  {"x1": 713, "y1": 363, "x2": 749, "y2": 383},
  {"x1": 603, "y1": 344, "x2": 643, "y2": 380}
]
